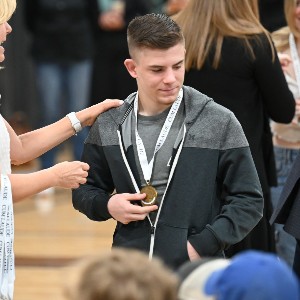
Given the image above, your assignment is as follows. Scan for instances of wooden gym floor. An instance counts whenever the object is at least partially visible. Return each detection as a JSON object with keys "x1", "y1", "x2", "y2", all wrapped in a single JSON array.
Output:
[
  {"x1": 14, "y1": 189, "x2": 116, "y2": 300},
  {"x1": 12, "y1": 153, "x2": 116, "y2": 300}
]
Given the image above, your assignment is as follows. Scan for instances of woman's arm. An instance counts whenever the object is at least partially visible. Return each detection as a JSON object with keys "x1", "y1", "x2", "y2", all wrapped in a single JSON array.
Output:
[
  {"x1": 254, "y1": 36, "x2": 295, "y2": 123},
  {"x1": 8, "y1": 99, "x2": 123, "y2": 165},
  {"x1": 5, "y1": 160, "x2": 89, "y2": 202}
]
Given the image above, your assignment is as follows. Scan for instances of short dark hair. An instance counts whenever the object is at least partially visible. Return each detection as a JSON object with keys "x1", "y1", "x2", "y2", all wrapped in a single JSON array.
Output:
[{"x1": 127, "y1": 13, "x2": 184, "y2": 57}]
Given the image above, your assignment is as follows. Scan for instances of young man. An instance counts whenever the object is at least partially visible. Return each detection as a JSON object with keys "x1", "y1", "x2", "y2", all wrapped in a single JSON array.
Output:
[{"x1": 72, "y1": 13, "x2": 263, "y2": 269}]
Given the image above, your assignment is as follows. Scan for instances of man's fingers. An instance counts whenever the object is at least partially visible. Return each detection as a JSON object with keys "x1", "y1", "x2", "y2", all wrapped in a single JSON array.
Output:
[
  {"x1": 127, "y1": 213, "x2": 150, "y2": 222},
  {"x1": 126, "y1": 204, "x2": 158, "y2": 215},
  {"x1": 141, "y1": 205, "x2": 158, "y2": 213},
  {"x1": 125, "y1": 193, "x2": 146, "y2": 201},
  {"x1": 127, "y1": 207, "x2": 158, "y2": 222}
]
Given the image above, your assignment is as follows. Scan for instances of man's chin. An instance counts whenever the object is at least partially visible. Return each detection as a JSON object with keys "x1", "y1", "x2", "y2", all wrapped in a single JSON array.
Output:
[{"x1": 159, "y1": 88, "x2": 180, "y2": 99}]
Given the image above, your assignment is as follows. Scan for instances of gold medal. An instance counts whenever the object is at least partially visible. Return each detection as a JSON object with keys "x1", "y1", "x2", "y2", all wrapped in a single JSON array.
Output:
[{"x1": 140, "y1": 184, "x2": 158, "y2": 206}]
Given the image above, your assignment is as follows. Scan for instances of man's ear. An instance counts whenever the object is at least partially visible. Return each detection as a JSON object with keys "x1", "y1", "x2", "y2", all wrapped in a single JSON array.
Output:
[{"x1": 124, "y1": 59, "x2": 138, "y2": 78}]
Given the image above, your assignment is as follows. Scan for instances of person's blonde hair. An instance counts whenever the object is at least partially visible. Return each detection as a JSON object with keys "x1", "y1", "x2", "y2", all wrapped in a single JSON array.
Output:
[
  {"x1": 64, "y1": 249, "x2": 178, "y2": 300},
  {"x1": 174, "y1": 0, "x2": 274, "y2": 70},
  {"x1": 272, "y1": 0, "x2": 298, "y2": 52},
  {"x1": 0, "y1": 0, "x2": 16, "y2": 24}
]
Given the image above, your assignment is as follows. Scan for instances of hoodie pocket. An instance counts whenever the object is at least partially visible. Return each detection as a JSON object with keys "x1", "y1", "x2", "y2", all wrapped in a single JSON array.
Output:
[
  {"x1": 154, "y1": 223, "x2": 189, "y2": 269},
  {"x1": 112, "y1": 221, "x2": 150, "y2": 252}
]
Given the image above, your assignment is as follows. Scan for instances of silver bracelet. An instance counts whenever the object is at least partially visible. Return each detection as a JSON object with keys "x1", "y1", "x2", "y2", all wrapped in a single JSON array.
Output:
[{"x1": 66, "y1": 112, "x2": 82, "y2": 135}]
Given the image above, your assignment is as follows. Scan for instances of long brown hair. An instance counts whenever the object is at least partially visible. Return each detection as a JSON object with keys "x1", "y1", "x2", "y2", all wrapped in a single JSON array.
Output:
[{"x1": 174, "y1": 0, "x2": 274, "y2": 70}]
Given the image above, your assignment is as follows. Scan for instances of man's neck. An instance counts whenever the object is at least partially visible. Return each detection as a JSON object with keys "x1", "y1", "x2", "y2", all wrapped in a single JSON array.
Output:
[{"x1": 138, "y1": 100, "x2": 172, "y2": 116}]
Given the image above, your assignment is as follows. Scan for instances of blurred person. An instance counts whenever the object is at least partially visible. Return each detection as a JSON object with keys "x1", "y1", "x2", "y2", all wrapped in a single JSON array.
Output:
[
  {"x1": 177, "y1": 250, "x2": 299, "y2": 300},
  {"x1": 23, "y1": 0, "x2": 97, "y2": 183},
  {"x1": 177, "y1": 257, "x2": 230, "y2": 300},
  {"x1": 90, "y1": 0, "x2": 155, "y2": 106},
  {"x1": 73, "y1": 13, "x2": 263, "y2": 270},
  {"x1": 205, "y1": 250, "x2": 300, "y2": 300},
  {"x1": 93, "y1": 0, "x2": 191, "y2": 105},
  {"x1": 271, "y1": 151, "x2": 300, "y2": 277},
  {"x1": 268, "y1": 0, "x2": 300, "y2": 269},
  {"x1": 174, "y1": 0, "x2": 295, "y2": 256},
  {"x1": 0, "y1": 1, "x2": 123, "y2": 298},
  {"x1": 165, "y1": 0, "x2": 189, "y2": 15},
  {"x1": 64, "y1": 248, "x2": 178, "y2": 300}
]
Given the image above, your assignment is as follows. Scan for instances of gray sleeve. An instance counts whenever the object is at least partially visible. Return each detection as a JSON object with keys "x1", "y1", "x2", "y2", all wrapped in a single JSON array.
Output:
[{"x1": 189, "y1": 115, "x2": 263, "y2": 256}]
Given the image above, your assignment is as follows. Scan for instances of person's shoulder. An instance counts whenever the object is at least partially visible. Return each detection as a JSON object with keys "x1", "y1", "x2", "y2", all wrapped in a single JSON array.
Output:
[
  {"x1": 184, "y1": 85, "x2": 241, "y2": 133},
  {"x1": 184, "y1": 86, "x2": 248, "y2": 149},
  {"x1": 183, "y1": 85, "x2": 212, "y2": 105},
  {"x1": 250, "y1": 33, "x2": 274, "y2": 52},
  {"x1": 96, "y1": 93, "x2": 136, "y2": 125},
  {"x1": 184, "y1": 85, "x2": 235, "y2": 119}
]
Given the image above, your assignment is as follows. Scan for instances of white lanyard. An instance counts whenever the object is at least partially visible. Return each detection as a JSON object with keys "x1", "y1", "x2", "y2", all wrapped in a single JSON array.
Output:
[
  {"x1": 289, "y1": 33, "x2": 300, "y2": 96},
  {"x1": 134, "y1": 89, "x2": 183, "y2": 184},
  {"x1": 0, "y1": 175, "x2": 15, "y2": 300}
]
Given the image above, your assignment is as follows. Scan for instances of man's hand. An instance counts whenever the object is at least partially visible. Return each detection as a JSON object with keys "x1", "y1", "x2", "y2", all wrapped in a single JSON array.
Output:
[
  {"x1": 187, "y1": 241, "x2": 201, "y2": 261},
  {"x1": 108, "y1": 193, "x2": 158, "y2": 224}
]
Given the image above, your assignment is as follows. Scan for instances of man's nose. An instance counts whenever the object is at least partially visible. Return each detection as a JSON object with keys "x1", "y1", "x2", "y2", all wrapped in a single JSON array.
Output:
[{"x1": 163, "y1": 69, "x2": 176, "y2": 83}]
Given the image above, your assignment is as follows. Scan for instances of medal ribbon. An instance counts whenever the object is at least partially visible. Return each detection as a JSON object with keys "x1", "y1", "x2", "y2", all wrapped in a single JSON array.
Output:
[
  {"x1": 0, "y1": 175, "x2": 15, "y2": 300},
  {"x1": 289, "y1": 33, "x2": 300, "y2": 95},
  {"x1": 134, "y1": 89, "x2": 183, "y2": 184}
]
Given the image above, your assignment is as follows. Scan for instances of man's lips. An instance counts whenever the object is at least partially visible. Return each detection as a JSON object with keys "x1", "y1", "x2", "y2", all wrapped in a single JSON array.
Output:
[{"x1": 160, "y1": 87, "x2": 178, "y2": 92}]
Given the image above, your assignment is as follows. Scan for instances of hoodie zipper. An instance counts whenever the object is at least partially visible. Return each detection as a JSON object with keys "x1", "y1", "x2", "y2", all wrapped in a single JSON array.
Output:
[{"x1": 117, "y1": 125, "x2": 187, "y2": 259}]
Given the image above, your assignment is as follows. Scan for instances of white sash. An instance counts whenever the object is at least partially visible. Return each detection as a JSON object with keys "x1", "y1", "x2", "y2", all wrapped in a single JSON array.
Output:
[
  {"x1": 289, "y1": 33, "x2": 300, "y2": 96},
  {"x1": 133, "y1": 89, "x2": 183, "y2": 184},
  {"x1": 0, "y1": 175, "x2": 15, "y2": 300}
]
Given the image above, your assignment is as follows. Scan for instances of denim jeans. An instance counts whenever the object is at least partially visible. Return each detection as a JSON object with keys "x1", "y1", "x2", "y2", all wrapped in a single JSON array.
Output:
[
  {"x1": 271, "y1": 146, "x2": 298, "y2": 267},
  {"x1": 36, "y1": 60, "x2": 92, "y2": 168}
]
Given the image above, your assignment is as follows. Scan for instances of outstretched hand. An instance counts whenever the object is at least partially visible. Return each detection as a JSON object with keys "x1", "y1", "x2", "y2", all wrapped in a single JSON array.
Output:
[
  {"x1": 108, "y1": 193, "x2": 158, "y2": 224},
  {"x1": 50, "y1": 161, "x2": 90, "y2": 189}
]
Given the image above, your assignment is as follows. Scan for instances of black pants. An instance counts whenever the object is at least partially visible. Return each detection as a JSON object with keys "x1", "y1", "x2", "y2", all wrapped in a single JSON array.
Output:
[{"x1": 293, "y1": 239, "x2": 300, "y2": 278}]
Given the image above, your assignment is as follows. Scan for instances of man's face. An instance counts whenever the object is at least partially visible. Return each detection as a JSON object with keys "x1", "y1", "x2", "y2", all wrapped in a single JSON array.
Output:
[{"x1": 125, "y1": 43, "x2": 185, "y2": 112}]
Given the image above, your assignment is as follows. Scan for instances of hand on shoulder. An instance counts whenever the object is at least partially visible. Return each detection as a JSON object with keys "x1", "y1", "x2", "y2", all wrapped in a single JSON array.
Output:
[{"x1": 76, "y1": 99, "x2": 124, "y2": 128}]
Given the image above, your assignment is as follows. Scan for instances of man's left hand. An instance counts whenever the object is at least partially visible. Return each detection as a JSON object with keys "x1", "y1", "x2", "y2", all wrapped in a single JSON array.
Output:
[{"x1": 187, "y1": 241, "x2": 201, "y2": 261}]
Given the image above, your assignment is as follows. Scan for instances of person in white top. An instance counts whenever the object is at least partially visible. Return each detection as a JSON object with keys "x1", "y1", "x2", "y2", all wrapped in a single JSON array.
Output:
[
  {"x1": 0, "y1": 2, "x2": 123, "y2": 201},
  {"x1": 0, "y1": 0, "x2": 122, "y2": 298},
  {"x1": 271, "y1": 0, "x2": 300, "y2": 273}
]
